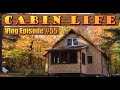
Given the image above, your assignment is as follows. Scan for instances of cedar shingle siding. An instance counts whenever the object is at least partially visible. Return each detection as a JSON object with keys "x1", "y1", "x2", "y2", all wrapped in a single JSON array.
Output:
[{"x1": 45, "y1": 29, "x2": 109, "y2": 76}]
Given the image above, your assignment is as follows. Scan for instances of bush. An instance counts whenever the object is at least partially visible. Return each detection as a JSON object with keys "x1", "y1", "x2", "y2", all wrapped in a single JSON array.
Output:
[
  {"x1": 11, "y1": 68, "x2": 21, "y2": 73},
  {"x1": 10, "y1": 67, "x2": 45, "y2": 75},
  {"x1": 3, "y1": 49, "x2": 46, "y2": 75},
  {"x1": 10, "y1": 67, "x2": 33, "y2": 75},
  {"x1": 32, "y1": 68, "x2": 45, "y2": 74},
  {"x1": 20, "y1": 68, "x2": 33, "y2": 75}
]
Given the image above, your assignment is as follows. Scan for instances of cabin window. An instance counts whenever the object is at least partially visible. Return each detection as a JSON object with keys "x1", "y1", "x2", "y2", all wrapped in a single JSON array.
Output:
[
  {"x1": 82, "y1": 52, "x2": 85, "y2": 65},
  {"x1": 70, "y1": 51, "x2": 77, "y2": 63},
  {"x1": 51, "y1": 51, "x2": 77, "y2": 64},
  {"x1": 73, "y1": 38, "x2": 78, "y2": 45},
  {"x1": 51, "y1": 52, "x2": 60, "y2": 64},
  {"x1": 67, "y1": 38, "x2": 78, "y2": 46},
  {"x1": 87, "y1": 56, "x2": 92, "y2": 64},
  {"x1": 67, "y1": 39, "x2": 72, "y2": 46},
  {"x1": 61, "y1": 52, "x2": 67, "y2": 64}
]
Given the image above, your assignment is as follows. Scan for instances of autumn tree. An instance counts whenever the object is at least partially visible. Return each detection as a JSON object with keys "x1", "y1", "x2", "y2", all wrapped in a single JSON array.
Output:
[
  {"x1": 2, "y1": 34, "x2": 49, "y2": 75},
  {"x1": 101, "y1": 27, "x2": 120, "y2": 74},
  {"x1": 0, "y1": 14, "x2": 3, "y2": 73},
  {"x1": 32, "y1": 38, "x2": 49, "y2": 69},
  {"x1": 111, "y1": 42, "x2": 120, "y2": 74}
]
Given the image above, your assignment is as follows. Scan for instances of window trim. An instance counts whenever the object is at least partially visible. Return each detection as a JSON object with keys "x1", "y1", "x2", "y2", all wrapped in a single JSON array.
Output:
[
  {"x1": 87, "y1": 56, "x2": 93, "y2": 64},
  {"x1": 67, "y1": 38, "x2": 78, "y2": 46},
  {"x1": 51, "y1": 51, "x2": 78, "y2": 64},
  {"x1": 82, "y1": 52, "x2": 85, "y2": 65}
]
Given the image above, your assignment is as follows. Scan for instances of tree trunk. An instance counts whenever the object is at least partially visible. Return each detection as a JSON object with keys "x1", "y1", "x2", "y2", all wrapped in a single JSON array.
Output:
[
  {"x1": 0, "y1": 14, "x2": 3, "y2": 73},
  {"x1": 29, "y1": 35, "x2": 34, "y2": 65},
  {"x1": 106, "y1": 54, "x2": 112, "y2": 76}
]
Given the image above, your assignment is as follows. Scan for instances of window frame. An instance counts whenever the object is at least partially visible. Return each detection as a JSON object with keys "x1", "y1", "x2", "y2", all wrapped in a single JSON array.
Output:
[
  {"x1": 51, "y1": 51, "x2": 60, "y2": 64},
  {"x1": 69, "y1": 51, "x2": 77, "y2": 64},
  {"x1": 87, "y1": 56, "x2": 92, "y2": 64},
  {"x1": 82, "y1": 52, "x2": 85, "y2": 65},
  {"x1": 51, "y1": 51, "x2": 78, "y2": 64},
  {"x1": 67, "y1": 38, "x2": 78, "y2": 46}
]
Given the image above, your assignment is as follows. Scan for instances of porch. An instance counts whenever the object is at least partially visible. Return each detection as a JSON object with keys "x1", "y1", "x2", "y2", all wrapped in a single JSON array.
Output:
[{"x1": 47, "y1": 45, "x2": 88, "y2": 74}]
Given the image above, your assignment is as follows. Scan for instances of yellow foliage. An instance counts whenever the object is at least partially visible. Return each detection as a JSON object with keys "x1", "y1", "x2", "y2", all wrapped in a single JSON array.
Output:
[{"x1": 15, "y1": 35, "x2": 31, "y2": 50}]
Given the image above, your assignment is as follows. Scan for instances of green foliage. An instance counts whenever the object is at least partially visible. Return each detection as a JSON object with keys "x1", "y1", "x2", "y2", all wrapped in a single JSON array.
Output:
[
  {"x1": 111, "y1": 43, "x2": 120, "y2": 63},
  {"x1": 111, "y1": 59, "x2": 120, "y2": 74},
  {"x1": 4, "y1": 51, "x2": 46, "y2": 75},
  {"x1": 101, "y1": 27, "x2": 120, "y2": 74},
  {"x1": 3, "y1": 49, "x2": 22, "y2": 60},
  {"x1": 111, "y1": 43, "x2": 120, "y2": 52},
  {"x1": 101, "y1": 28, "x2": 120, "y2": 50},
  {"x1": 11, "y1": 67, "x2": 45, "y2": 75},
  {"x1": 32, "y1": 68, "x2": 45, "y2": 74},
  {"x1": 2, "y1": 35, "x2": 47, "y2": 75}
]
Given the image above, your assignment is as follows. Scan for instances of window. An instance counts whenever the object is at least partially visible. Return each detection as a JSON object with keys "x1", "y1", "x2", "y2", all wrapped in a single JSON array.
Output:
[
  {"x1": 61, "y1": 52, "x2": 67, "y2": 64},
  {"x1": 67, "y1": 39, "x2": 72, "y2": 46},
  {"x1": 82, "y1": 52, "x2": 85, "y2": 65},
  {"x1": 51, "y1": 51, "x2": 77, "y2": 64},
  {"x1": 73, "y1": 39, "x2": 78, "y2": 45},
  {"x1": 88, "y1": 56, "x2": 92, "y2": 64},
  {"x1": 70, "y1": 51, "x2": 77, "y2": 63},
  {"x1": 51, "y1": 52, "x2": 60, "y2": 64},
  {"x1": 67, "y1": 38, "x2": 78, "y2": 46}
]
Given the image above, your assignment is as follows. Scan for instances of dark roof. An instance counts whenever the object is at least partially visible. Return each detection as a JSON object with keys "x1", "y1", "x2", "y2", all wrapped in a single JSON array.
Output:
[{"x1": 47, "y1": 45, "x2": 88, "y2": 51}]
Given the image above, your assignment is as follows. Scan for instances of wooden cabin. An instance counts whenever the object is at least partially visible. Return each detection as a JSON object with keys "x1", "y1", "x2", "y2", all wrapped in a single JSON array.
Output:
[{"x1": 44, "y1": 29, "x2": 109, "y2": 77}]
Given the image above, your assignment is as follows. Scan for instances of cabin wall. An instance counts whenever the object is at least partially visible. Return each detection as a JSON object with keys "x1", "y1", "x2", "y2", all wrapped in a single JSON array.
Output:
[
  {"x1": 102, "y1": 56, "x2": 109, "y2": 76},
  {"x1": 86, "y1": 42, "x2": 102, "y2": 74},
  {"x1": 48, "y1": 51, "x2": 81, "y2": 74},
  {"x1": 45, "y1": 31, "x2": 108, "y2": 76},
  {"x1": 48, "y1": 64, "x2": 80, "y2": 74},
  {"x1": 81, "y1": 48, "x2": 87, "y2": 73}
]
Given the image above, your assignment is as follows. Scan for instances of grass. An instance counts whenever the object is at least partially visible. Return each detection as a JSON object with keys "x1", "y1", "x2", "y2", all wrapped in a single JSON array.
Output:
[{"x1": 7, "y1": 68, "x2": 45, "y2": 76}]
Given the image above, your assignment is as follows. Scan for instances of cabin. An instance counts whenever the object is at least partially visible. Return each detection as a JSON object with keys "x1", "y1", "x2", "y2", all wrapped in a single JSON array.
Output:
[{"x1": 44, "y1": 29, "x2": 109, "y2": 77}]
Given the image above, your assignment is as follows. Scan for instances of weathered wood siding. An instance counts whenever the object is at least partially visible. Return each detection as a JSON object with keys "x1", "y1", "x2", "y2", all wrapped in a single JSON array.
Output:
[{"x1": 45, "y1": 32, "x2": 108, "y2": 76}]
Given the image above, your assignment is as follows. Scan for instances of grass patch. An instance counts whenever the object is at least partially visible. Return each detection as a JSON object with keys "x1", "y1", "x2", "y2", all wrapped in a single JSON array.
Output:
[{"x1": 10, "y1": 68, "x2": 45, "y2": 75}]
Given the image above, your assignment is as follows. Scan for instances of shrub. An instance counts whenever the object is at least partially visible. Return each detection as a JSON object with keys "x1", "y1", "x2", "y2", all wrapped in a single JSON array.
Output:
[{"x1": 32, "y1": 68, "x2": 45, "y2": 74}]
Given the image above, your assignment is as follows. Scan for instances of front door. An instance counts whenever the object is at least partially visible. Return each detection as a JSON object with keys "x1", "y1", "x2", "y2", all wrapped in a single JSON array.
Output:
[{"x1": 69, "y1": 51, "x2": 77, "y2": 63}]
